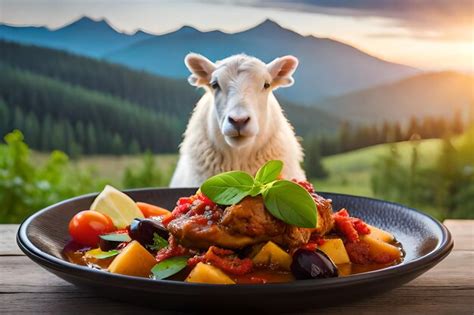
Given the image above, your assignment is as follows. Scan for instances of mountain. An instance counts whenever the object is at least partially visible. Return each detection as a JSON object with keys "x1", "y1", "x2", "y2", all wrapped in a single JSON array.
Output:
[
  {"x1": 0, "y1": 17, "x2": 418, "y2": 103},
  {"x1": 0, "y1": 16, "x2": 153, "y2": 57},
  {"x1": 0, "y1": 40, "x2": 340, "y2": 155},
  {"x1": 106, "y1": 19, "x2": 419, "y2": 103},
  {"x1": 316, "y1": 71, "x2": 474, "y2": 124}
]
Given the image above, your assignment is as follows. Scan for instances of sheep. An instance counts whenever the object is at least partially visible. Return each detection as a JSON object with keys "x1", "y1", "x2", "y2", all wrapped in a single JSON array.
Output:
[{"x1": 170, "y1": 53, "x2": 306, "y2": 187}]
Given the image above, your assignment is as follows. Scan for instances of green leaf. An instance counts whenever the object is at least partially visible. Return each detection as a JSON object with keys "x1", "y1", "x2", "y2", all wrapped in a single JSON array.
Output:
[
  {"x1": 100, "y1": 233, "x2": 131, "y2": 242},
  {"x1": 85, "y1": 248, "x2": 120, "y2": 259},
  {"x1": 200, "y1": 171, "x2": 255, "y2": 205},
  {"x1": 151, "y1": 256, "x2": 189, "y2": 280},
  {"x1": 148, "y1": 233, "x2": 169, "y2": 251},
  {"x1": 255, "y1": 160, "x2": 283, "y2": 184},
  {"x1": 262, "y1": 180, "x2": 317, "y2": 228}
]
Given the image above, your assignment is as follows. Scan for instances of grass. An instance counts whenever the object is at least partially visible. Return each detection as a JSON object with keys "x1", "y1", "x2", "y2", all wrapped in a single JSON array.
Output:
[
  {"x1": 312, "y1": 139, "x2": 444, "y2": 197},
  {"x1": 27, "y1": 138, "x2": 444, "y2": 194},
  {"x1": 31, "y1": 152, "x2": 179, "y2": 185}
]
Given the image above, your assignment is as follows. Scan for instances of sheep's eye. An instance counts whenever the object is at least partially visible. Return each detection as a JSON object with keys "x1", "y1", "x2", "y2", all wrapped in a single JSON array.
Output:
[
  {"x1": 211, "y1": 81, "x2": 220, "y2": 90},
  {"x1": 264, "y1": 82, "x2": 271, "y2": 90}
]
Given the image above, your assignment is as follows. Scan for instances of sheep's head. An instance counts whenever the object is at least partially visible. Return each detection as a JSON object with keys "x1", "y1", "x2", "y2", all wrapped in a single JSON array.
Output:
[{"x1": 185, "y1": 53, "x2": 298, "y2": 148}]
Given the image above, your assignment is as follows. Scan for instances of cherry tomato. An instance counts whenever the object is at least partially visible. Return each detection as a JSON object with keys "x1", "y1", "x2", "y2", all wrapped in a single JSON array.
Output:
[
  {"x1": 136, "y1": 202, "x2": 170, "y2": 218},
  {"x1": 68, "y1": 210, "x2": 115, "y2": 246}
]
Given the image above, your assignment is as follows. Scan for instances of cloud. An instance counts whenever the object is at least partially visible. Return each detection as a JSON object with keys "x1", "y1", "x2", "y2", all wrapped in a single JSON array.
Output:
[{"x1": 210, "y1": 0, "x2": 474, "y2": 41}]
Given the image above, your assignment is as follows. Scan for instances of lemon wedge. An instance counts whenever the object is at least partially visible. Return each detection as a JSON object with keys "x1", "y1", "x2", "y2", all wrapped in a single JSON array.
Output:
[{"x1": 91, "y1": 185, "x2": 144, "y2": 228}]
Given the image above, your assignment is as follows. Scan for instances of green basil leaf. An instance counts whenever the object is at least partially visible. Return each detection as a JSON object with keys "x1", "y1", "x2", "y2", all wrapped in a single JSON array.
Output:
[
  {"x1": 151, "y1": 256, "x2": 189, "y2": 280},
  {"x1": 85, "y1": 248, "x2": 120, "y2": 259},
  {"x1": 255, "y1": 160, "x2": 283, "y2": 184},
  {"x1": 100, "y1": 233, "x2": 131, "y2": 242},
  {"x1": 148, "y1": 233, "x2": 169, "y2": 251},
  {"x1": 200, "y1": 171, "x2": 255, "y2": 205},
  {"x1": 262, "y1": 180, "x2": 317, "y2": 228}
]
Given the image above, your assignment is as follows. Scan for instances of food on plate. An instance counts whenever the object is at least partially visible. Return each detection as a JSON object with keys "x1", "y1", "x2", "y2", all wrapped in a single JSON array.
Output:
[
  {"x1": 63, "y1": 161, "x2": 403, "y2": 284},
  {"x1": 90, "y1": 185, "x2": 144, "y2": 228},
  {"x1": 136, "y1": 202, "x2": 171, "y2": 218},
  {"x1": 108, "y1": 241, "x2": 157, "y2": 277},
  {"x1": 68, "y1": 210, "x2": 115, "y2": 247},
  {"x1": 318, "y1": 238, "x2": 350, "y2": 265},
  {"x1": 186, "y1": 262, "x2": 235, "y2": 284},
  {"x1": 291, "y1": 249, "x2": 339, "y2": 279}
]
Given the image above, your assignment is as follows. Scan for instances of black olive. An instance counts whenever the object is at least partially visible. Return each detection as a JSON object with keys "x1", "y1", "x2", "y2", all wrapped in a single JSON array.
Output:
[
  {"x1": 291, "y1": 249, "x2": 338, "y2": 280},
  {"x1": 99, "y1": 233, "x2": 131, "y2": 251},
  {"x1": 127, "y1": 218, "x2": 168, "y2": 247}
]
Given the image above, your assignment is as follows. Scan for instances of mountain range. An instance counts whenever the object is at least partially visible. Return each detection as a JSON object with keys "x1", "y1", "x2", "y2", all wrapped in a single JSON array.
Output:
[
  {"x1": 0, "y1": 16, "x2": 419, "y2": 104},
  {"x1": 318, "y1": 71, "x2": 474, "y2": 124}
]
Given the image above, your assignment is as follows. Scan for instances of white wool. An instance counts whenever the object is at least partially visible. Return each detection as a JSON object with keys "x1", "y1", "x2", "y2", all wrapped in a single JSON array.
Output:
[
  {"x1": 170, "y1": 57, "x2": 306, "y2": 187},
  {"x1": 170, "y1": 93, "x2": 305, "y2": 187}
]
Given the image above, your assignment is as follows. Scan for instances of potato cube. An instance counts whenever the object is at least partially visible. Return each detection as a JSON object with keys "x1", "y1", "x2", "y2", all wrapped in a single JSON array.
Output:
[
  {"x1": 108, "y1": 240, "x2": 157, "y2": 277},
  {"x1": 319, "y1": 238, "x2": 351, "y2": 264},
  {"x1": 337, "y1": 263, "x2": 352, "y2": 277},
  {"x1": 368, "y1": 225, "x2": 394, "y2": 243},
  {"x1": 252, "y1": 241, "x2": 292, "y2": 271},
  {"x1": 186, "y1": 262, "x2": 235, "y2": 284},
  {"x1": 360, "y1": 235, "x2": 402, "y2": 263}
]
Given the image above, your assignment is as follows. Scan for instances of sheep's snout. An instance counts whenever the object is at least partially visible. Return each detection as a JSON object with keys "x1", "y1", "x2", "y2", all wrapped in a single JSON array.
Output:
[
  {"x1": 221, "y1": 107, "x2": 259, "y2": 148},
  {"x1": 228, "y1": 116, "x2": 250, "y2": 131}
]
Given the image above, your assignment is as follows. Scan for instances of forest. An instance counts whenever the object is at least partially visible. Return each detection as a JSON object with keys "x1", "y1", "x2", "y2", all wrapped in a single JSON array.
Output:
[{"x1": 0, "y1": 40, "x2": 339, "y2": 156}]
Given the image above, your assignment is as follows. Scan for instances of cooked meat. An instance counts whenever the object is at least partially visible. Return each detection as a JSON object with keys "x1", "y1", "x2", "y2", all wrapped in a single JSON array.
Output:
[
  {"x1": 271, "y1": 226, "x2": 312, "y2": 249},
  {"x1": 220, "y1": 196, "x2": 286, "y2": 237},
  {"x1": 167, "y1": 193, "x2": 334, "y2": 250},
  {"x1": 167, "y1": 214, "x2": 256, "y2": 249},
  {"x1": 313, "y1": 193, "x2": 335, "y2": 236}
]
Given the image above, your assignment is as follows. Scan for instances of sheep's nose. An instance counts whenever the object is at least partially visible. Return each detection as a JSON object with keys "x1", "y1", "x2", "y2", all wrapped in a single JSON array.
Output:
[{"x1": 228, "y1": 116, "x2": 250, "y2": 131}]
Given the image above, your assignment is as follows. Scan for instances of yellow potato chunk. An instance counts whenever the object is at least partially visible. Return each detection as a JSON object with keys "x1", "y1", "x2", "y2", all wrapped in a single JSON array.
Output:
[
  {"x1": 337, "y1": 263, "x2": 352, "y2": 277},
  {"x1": 186, "y1": 262, "x2": 235, "y2": 284},
  {"x1": 319, "y1": 238, "x2": 351, "y2": 265},
  {"x1": 252, "y1": 241, "x2": 292, "y2": 271},
  {"x1": 360, "y1": 235, "x2": 402, "y2": 262},
  {"x1": 368, "y1": 225, "x2": 395, "y2": 243},
  {"x1": 108, "y1": 241, "x2": 157, "y2": 277}
]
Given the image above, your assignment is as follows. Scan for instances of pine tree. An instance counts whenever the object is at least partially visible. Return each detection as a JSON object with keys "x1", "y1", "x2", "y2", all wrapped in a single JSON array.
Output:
[
  {"x1": 86, "y1": 123, "x2": 97, "y2": 154},
  {"x1": 111, "y1": 133, "x2": 124, "y2": 155},
  {"x1": 392, "y1": 122, "x2": 403, "y2": 142},
  {"x1": 129, "y1": 139, "x2": 141, "y2": 155},
  {"x1": 24, "y1": 111, "x2": 41, "y2": 149},
  {"x1": 75, "y1": 121, "x2": 85, "y2": 146},
  {"x1": 51, "y1": 121, "x2": 66, "y2": 151},
  {"x1": 339, "y1": 121, "x2": 351, "y2": 152},
  {"x1": 41, "y1": 115, "x2": 53, "y2": 151},
  {"x1": 304, "y1": 136, "x2": 328, "y2": 179},
  {"x1": 405, "y1": 116, "x2": 419, "y2": 140},
  {"x1": 13, "y1": 107, "x2": 25, "y2": 132},
  {"x1": 451, "y1": 110, "x2": 464, "y2": 135},
  {"x1": 0, "y1": 99, "x2": 9, "y2": 137}
]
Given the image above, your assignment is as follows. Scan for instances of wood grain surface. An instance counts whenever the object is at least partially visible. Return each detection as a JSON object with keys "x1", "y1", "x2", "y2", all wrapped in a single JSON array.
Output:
[{"x1": 0, "y1": 220, "x2": 472, "y2": 314}]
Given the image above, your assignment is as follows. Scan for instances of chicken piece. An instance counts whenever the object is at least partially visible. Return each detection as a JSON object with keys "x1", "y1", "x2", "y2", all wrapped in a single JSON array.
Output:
[
  {"x1": 313, "y1": 193, "x2": 335, "y2": 236},
  {"x1": 220, "y1": 196, "x2": 286, "y2": 237},
  {"x1": 168, "y1": 194, "x2": 334, "y2": 250},
  {"x1": 167, "y1": 214, "x2": 257, "y2": 249}
]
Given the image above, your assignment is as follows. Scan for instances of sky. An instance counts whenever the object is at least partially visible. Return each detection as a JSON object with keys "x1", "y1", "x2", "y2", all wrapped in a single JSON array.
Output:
[{"x1": 0, "y1": 0, "x2": 473, "y2": 72}]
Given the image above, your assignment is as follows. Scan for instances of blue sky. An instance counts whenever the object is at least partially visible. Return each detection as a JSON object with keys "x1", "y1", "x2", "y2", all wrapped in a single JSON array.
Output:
[{"x1": 1, "y1": 0, "x2": 472, "y2": 71}]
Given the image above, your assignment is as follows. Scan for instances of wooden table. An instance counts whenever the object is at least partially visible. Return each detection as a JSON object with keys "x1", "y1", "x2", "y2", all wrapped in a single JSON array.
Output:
[{"x1": 1, "y1": 220, "x2": 473, "y2": 314}]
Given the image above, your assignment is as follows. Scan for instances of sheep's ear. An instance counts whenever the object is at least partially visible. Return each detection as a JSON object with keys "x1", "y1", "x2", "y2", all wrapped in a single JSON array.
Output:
[
  {"x1": 267, "y1": 55, "x2": 298, "y2": 88},
  {"x1": 185, "y1": 53, "x2": 216, "y2": 87}
]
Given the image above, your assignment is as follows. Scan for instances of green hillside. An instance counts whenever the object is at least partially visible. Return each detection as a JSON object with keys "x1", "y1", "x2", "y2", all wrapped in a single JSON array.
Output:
[
  {"x1": 317, "y1": 71, "x2": 474, "y2": 124},
  {"x1": 0, "y1": 65, "x2": 183, "y2": 154},
  {"x1": 313, "y1": 139, "x2": 443, "y2": 196}
]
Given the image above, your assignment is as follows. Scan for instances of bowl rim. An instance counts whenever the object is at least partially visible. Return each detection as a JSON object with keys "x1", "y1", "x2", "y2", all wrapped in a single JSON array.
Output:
[{"x1": 16, "y1": 188, "x2": 453, "y2": 294}]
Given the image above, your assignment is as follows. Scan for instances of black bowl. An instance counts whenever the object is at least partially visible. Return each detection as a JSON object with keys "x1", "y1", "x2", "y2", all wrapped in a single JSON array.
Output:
[{"x1": 17, "y1": 188, "x2": 453, "y2": 311}]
